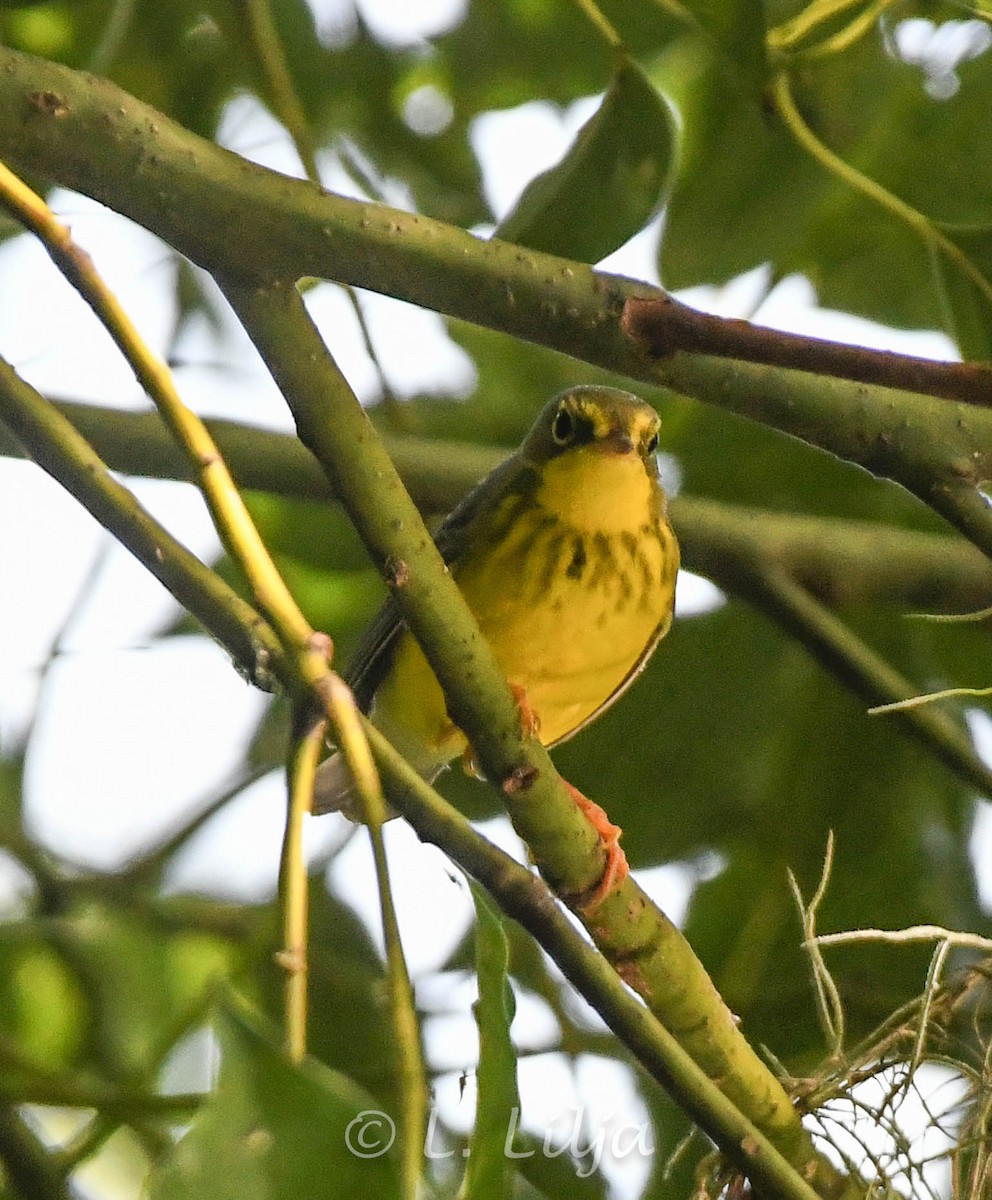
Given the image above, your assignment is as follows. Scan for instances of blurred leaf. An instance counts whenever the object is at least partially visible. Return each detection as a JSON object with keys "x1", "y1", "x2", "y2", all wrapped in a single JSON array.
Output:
[
  {"x1": 201, "y1": 545, "x2": 384, "y2": 661},
  {"x1": 0, "y1": 931, "x2": 86, "y2": 1072},
  {"x1": 440, "y1": 0, "x2": 607, "y2": 118},
  {"x1": 508, "y1": 1129, "x2": 610, "y2": 1199},
  {"x1": 0, "y1": 891, "x2": 246, "y2": 1090},
  {"x1": 638, "y1": 1084, "x2": 699, "y2": 1200},
  {"x1": 658, "y1": 23, "x2": 992, "y2": 341},
  {"x1": 462, "y1": 884, "x2": 519, "y2": 1198},
  {"x1": 0, "y1": 754, "x2": 24, "y2": 829},
  {"x1": 677, "y1": 0, "x2": 769, "y2": 90},
  {"x1": 930, "y1": 224, "x2": 992, "y2": 362},
  {"x1": 148, "y1": 994, "x2": 402, "y2": 1200},
  {"x1": 664, "y1": 396, "x2": 940, "y2": 527},
  {"x1": 242, "y1": 492, "x2": 370, "y2": 573},
  {"x1": 497, "y1": 58, "x2": 675, "y2": 264},
  {"x1": 5, "y1": 2, "x2": 992, "y2": 1193},
  {"x1": 655, "y1": 35, "x2": 835, "y2": 296},
  {"x1": 171, "y1": 257, "x2": 226, "y2": 346},
  {"x1": 54, "y1": 901, "x2": 238, "y2": 1077}
]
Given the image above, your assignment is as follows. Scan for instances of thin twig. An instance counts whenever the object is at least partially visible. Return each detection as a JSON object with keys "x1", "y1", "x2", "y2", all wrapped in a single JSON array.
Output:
[
  {"x1": 768, "y1": 0, "x2": 866, "y2": 49},
  {"x1": 0, "y1": 159, "x2": 318, "y2": 663},
  {"x1": 800, "y1": 0, "x2": 894, "y2": 58},
  {"x1": 869, "y1": 685, "x2": 992, "y2": 715},
  {"x1": 788, "y1": 832, "x2": 845, "y2": 1056},
  {"x1": 812, "y1": 926, "x2": 992, "y2": 952},
  {"x1": 0, "y1": 357, "x2": 288, "y2": 692},
  {"x1": 278, "y1": 708, "x2": 325, "y2": 1062},
  {"x1": 358, "y1": 715, "x2": 836, "y2": 1200},
  {"x1": 772, "y1": 72, "x2": 992, "y2": 310},
  {"x1": 622, "y1": 294, "x2": 992, "y2": 407},
  {"x1": 242, "y1": 0, "x2": 319, "y2": 181},
  {"x1": 328, "y1": 676, "x2": 425, "y2": 1200}
]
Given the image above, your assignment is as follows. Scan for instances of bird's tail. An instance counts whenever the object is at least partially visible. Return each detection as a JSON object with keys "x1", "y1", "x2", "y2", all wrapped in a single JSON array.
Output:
[
  {"x1": 312, "y1": 751, "x2": 360, "y2": 818},
  {"x1": 312, "y1": 740, "x2": 445, "y2": 820}
]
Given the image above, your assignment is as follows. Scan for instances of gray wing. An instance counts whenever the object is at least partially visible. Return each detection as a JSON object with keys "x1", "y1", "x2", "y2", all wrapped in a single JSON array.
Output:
[
  {"x1": 343, "y1": 598, "x2": 405, "y2": 711},
  {"x1": 344, "y1": 451, "x2": 531, "y2": 712}
]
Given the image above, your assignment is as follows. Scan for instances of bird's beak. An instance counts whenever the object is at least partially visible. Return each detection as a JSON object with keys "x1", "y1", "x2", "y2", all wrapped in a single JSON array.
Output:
[{"x1": 597, "y1": 431, "x2": 636, "y2": 456}]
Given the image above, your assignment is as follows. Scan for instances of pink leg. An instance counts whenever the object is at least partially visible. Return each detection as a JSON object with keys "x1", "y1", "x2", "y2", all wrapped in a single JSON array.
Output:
[
  {"x1": 509, "y1": 682, "x2": 541, "y2": 738},
  {"x1": 564, "y1": 781, "x2": 629, "y2": 912}
]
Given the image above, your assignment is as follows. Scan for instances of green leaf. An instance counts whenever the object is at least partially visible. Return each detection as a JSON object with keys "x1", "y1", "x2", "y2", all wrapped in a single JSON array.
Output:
[
  {"x1": 676, "y1": 0, "x2": 769, "y2": 90},
  {"x1": 460, "y1": 884, "x2": 520, "y2": 1199},
  {"x1": 60, "y1": 902, "x2": 238, "y2": 1077},
  {"x1": 664, "y1": 396, "x2": 938, "y2": 525},
  {"x1": 930, "y1": 225, "x2": 992, "y2": 362},
  {"x1": 655, "y1": 34, "x2": 832, "y2": 293},
  {"x1": 148, "y1": 995, "x2": 402, "y2": 1200},
  {"x1": 496, "y1": 58, "x2": 675, "y2": 264},
  {"x1": 242, "y1": 492, "x2": 371, "y2": 573},
  {"x1": 658, "y1": 22, "x2": 992, "y2": 341},
  {"x1": 0, "y1": 931, "x2": 87, "y2": 1073}
]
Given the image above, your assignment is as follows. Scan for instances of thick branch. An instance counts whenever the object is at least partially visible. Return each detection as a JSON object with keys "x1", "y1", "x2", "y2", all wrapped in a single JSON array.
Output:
[
  {"x1": 6, "y1": 390, "x2": 987, "y2": 802},
  {"x1": 622, "y1": 294, "x2": 991, "y2": 407},
  {"x1": 1, "y1": 48, "x2": 991, "y2": 559},
  {"x1": 0, "y1": 1106, "x2": 72, "y2": 1200},
  {"x1": 0, "y1": 397, "x2": 497, "y2": 516},
  {"x1": 3, "y1": 400, "x2": 991, "y2": 614}
]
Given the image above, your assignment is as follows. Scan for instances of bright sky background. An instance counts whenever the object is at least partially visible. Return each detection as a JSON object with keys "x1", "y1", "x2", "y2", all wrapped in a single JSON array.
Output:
[{"x1": 0, "y1": 5, "x2": 989, "y2": 1197}]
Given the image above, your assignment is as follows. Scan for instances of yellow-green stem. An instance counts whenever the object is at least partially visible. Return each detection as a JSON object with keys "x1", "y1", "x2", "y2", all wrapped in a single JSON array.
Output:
[
  {"x1": 0, "y1": 157, "x2": 315, "y2": 654},
  {"x1": 242, "y1": 0, "x2": 319, "y2": 182},
  {"x1": 326, "y1": 677, "x2": 426, "y2": 1200},
  {"x1": 772, "y1": 74, "x2": 992, "y2": 307},
  {"x1": 768, "y1": 0, "x2": 870, "y2": 49},
  {"x1": 280, "y1": 712, "x2": 324, "y2": 1062}
]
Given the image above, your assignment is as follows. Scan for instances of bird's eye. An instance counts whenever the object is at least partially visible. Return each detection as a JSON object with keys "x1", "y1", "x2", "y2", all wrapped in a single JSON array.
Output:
[
  {"x1": 551, "y1": 407, "x2": 575, "y2": 446},
  {"x1": 645, "y1": 432, "x2": 659, "y2": 454}
]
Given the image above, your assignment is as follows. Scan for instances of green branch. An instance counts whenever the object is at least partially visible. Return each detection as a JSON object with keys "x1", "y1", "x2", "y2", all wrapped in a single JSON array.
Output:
[
  {"x1": 0, "y1": 397, "x2": 498, "y2": 513},
  {"x1": 0, "y1": 314, "x2": 853, "y2": 1192},
  {"x1": 1, "y1": 48, "x2": 991, "y2": 560},
  {"x1": 0, "y1": 1107, "x2": 72, "y2": 1200},
  {"x1": 241, "y1": 0, "x2": 318, "y2": 182},
  {"x1": 361, "y1": 719, "x2": 830, "y2": 1200},
  {"x1": 5, "y1": 386, "x2": 987, "y2": 806},
  {"x1": 743, "y1": 568, "x2": 992, "y2": 799},
  {"x1": 4, "y1": 399, "x2": 990, "y2": 615}
]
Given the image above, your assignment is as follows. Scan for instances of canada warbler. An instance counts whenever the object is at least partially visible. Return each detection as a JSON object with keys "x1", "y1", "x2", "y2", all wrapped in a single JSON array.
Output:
[{"x1": 314, "y1": 385, "x2": 679, "y2": 904}]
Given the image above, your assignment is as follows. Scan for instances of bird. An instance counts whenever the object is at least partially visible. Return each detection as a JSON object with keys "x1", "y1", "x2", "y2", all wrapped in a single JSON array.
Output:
[{"x1": 313, "y1": 384, "x2": 680, "y2": 908}]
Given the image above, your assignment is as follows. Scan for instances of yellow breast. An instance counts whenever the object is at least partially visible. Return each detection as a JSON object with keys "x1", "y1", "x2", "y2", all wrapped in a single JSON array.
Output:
[{"x1": 371, "y1": 441, "x2": 678, "y2": 771}]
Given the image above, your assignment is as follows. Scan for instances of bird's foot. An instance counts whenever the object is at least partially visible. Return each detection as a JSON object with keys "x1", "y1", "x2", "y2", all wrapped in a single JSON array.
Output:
[
  {"x1": 509, "y1": 682, "x2": 541, "y2": 739},
  {"x1": 564, "y1": 781, "x2": 628, "y2": 913}
]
